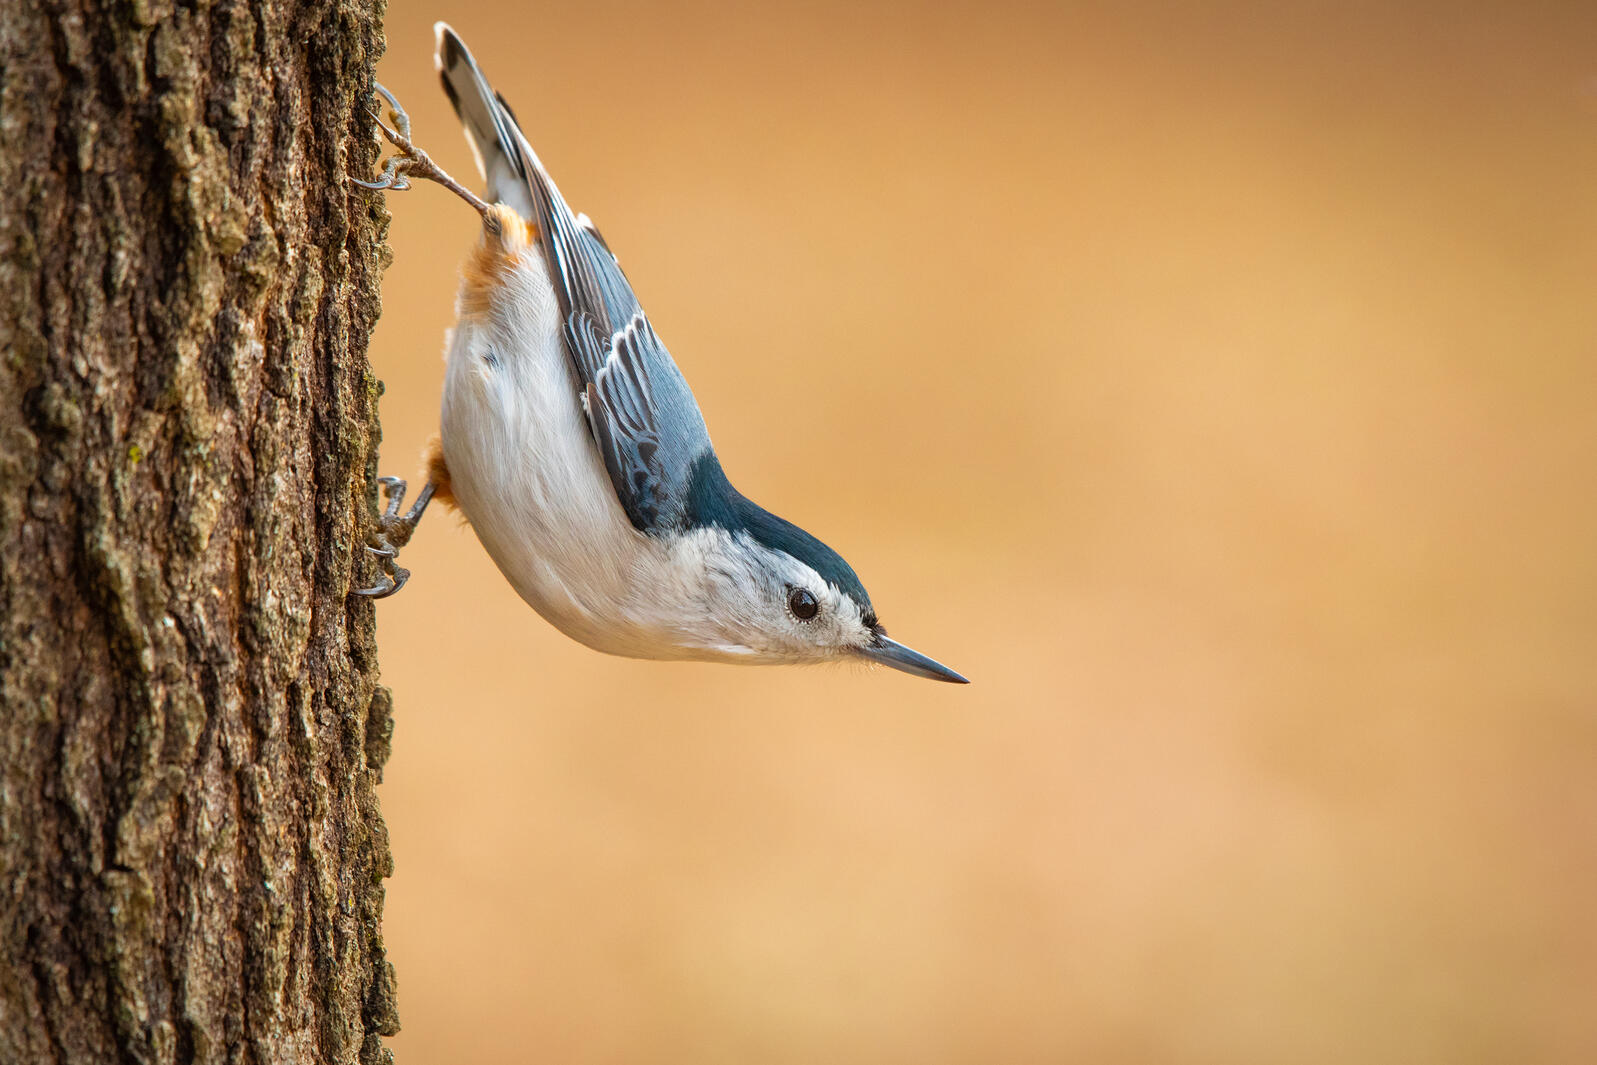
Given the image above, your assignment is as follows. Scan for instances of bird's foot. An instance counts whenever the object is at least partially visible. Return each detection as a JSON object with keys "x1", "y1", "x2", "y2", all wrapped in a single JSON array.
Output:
[
  {"x1": 353, "y1": 476, "x2": 437, "y2": 599},
  {"x1": 353, "y1": 82, "x2": 489, "y2": 215}
]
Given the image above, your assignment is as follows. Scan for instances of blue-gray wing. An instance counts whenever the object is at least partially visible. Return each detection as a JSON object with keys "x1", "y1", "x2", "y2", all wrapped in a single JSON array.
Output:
[
  {"x1": 435, "y1": 25, "x2": 713, "y2": 533},
  {"x1": 549, "y1": 219, "x2": 714, "y2": 533},
  {"x1": 565, "y1": 307, "x2": 710, "y2": 531}
]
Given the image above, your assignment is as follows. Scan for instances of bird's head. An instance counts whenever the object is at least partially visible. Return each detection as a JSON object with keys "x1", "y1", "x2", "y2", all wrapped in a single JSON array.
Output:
[{"x1": 678, "y1": 456, "x2": 967, "y2": 683}]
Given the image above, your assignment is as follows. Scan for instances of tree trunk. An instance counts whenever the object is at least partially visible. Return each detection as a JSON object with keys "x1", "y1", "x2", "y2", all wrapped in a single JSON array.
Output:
[{"x1": 0, "y1": 0, "x2": 399, "y2": 1062}]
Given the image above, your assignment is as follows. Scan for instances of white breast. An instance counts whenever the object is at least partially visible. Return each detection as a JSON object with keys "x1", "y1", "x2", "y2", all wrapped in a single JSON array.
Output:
[{"x1": 438, "y1": 222, "x2": 732, "y2": 661}]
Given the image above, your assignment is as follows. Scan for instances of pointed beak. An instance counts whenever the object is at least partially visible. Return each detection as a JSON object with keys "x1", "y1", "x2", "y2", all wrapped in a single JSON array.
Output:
[{"x1": 859, "y1": 634, "x2": 969, "y2": 684}]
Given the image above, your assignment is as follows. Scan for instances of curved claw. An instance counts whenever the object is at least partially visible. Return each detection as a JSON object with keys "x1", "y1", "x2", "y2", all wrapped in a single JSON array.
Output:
[
  {"x1": 352, "y1": 577, "x2": 391, "y2": 597},
  {"x1": 353, "y1": 566, "x2": 410, "y2": 599},
  {"x1": 366, "y1": 542, "x2": 397, "y2": 559},
  {"x1": 351, "y1": 137, "x2": 416, "y2": 192},
  {"x1": 370, "y1": 82, "x2": 412, "y2": 140},
  {"x1": 350, "y1": 171, "x2": 411, "y2": 192}
]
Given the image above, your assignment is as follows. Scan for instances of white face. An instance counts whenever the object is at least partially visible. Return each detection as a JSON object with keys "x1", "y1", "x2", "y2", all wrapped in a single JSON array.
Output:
[{"x1": 675, "y1": 529, "x2": 878, "y2": 664}]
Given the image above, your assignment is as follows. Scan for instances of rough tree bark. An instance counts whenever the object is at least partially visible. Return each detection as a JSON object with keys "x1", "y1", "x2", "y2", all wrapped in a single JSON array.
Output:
[{"x1": 0, "y1": 0, "x2": 401, "y2": 1062}]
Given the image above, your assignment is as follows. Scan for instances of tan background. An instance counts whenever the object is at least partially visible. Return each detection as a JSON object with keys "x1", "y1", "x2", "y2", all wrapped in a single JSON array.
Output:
[{"x1": 367, "y1": 2, "x2": 1597, "y2": 1061}]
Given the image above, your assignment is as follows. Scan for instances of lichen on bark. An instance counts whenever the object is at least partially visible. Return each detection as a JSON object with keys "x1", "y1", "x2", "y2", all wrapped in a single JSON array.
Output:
[{"x1": 0, "y1": 0, "x2": 401, "y2": 1061}]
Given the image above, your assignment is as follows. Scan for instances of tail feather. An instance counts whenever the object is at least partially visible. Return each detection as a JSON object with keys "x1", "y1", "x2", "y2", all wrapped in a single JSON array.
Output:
[
  {"x1": 433, "y1": 22, "x2": 537, "y2": 219},
  {"x1": 432, "y1": 26, "x2": 633, "y2": 328}
]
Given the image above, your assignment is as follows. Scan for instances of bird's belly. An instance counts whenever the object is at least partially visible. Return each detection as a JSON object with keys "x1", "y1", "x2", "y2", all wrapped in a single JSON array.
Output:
[{"x1": 437, "y1": 265, "x2": 687, "y2": 660}]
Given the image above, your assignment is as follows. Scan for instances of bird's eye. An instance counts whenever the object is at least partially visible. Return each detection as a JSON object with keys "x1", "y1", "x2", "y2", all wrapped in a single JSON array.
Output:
[{"x1": 788, "y1": 587, "x2": 819, "y2": 621}]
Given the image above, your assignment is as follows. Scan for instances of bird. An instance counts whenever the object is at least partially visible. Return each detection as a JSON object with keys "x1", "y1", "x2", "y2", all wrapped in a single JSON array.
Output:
[{"x1": 352, "y1": 24, "x2": 967, "y2": 684}]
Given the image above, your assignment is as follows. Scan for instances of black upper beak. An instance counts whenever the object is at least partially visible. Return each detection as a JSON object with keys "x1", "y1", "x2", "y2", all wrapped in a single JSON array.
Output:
[{"x1": 858, "y1": 633, "x2": 969, "y2": 684}]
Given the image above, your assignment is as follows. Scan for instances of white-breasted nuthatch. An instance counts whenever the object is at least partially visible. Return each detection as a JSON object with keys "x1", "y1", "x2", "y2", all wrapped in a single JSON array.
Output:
[{"x1": 354, "y1": 24, "x2": 966, "y2": 684}]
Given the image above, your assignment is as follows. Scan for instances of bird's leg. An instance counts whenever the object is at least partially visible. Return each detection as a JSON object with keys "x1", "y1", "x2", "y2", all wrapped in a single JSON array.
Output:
[
  {"x1": 377, "y1": 476, "x2": 434, "y2": 549},
  {"x1": 353, "y1": 82, "x2": 490, "y2": 217},
  {"x1": 353, "y1": 477, "x2": 438, "y2": 599}
]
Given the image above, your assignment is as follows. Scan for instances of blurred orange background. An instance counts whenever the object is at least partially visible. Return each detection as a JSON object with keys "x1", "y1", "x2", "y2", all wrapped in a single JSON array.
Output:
[{"x1": 367, "y1": 3, "x2": 1597, "y2": 1062}]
